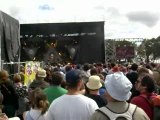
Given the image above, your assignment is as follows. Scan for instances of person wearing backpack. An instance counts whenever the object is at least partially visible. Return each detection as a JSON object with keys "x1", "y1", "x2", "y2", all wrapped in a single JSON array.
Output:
[
  {"x1": 131, "y1": 74, "x2": 157, "y2": 120},
  {"x1": 91, "y1": 72, "x2": 149, "y2": 120}
]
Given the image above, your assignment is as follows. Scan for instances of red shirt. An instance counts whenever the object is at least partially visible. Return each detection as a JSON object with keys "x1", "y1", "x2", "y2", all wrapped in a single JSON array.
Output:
[{"x1": 131, "y1": 93, "x2": 156, "y2": 120}]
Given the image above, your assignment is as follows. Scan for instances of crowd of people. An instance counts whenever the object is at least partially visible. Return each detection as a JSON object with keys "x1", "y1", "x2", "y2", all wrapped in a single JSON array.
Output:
[{"x1": 0, "y1": 62, "x2": 160, "y2": 120}]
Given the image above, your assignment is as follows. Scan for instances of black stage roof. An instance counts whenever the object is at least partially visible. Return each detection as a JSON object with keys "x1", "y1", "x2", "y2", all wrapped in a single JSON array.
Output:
[{"x1": 20, "y1": 21, "x2": 104, "y2": 35}]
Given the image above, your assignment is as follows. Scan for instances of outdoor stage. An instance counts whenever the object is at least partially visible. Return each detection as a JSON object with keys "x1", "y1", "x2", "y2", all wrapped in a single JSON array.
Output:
[{"x1": 20, "y1": 21, "x2": 105, "y2": 64}]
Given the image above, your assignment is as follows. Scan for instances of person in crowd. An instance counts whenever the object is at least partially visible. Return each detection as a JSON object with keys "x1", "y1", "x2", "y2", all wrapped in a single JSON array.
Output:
[
  {"x1": 129, "y1": 67, "x2": 150, "y2": 101},
  {"x1": 29, "y1": 69, "x2": 49, "y2": 90},
  {"x1": 65, "y1": 65, "x2": 72, "y2": 73},
  {"x1": 85, "y1": 68, "x2": 98, "y2": 95},
  {"x1": 96, "y1": 63, "x2": 103, "y2": 74},
  {"x1": 108, "y1": 62, "x2": 116, "y2": 74},
  {"x1": 0, "y1": 70, "x2": 19, "y2": 118},
  {"x1": 43, "y1": 71, "x2": 67, "y2": 105},
  {"x1": 85, "y1": 75, "x2": 107, "y2": 107},
  {"x1": 121, "y1": 66, "x2": 128, "y2": 75},
  {"x1": 13, "y1": 73, "x2": 28, "y2": 120},
  {"x1": 126, "y1": 63, "x2": 138, "y2": 85},
  {"x1": 46, "y1": 69, "x2": 98, "y2": 120},
  {"x1": 44, "y1": 68, "x2": 52, "y2": 84},
  {"x1": 19, "y1": 72, "x2": 25, "y2": 86},
  {"x1": 82, "y1": 63, "x2": 90, "y2": 83},
  {"x1": 91, "y1": 72, "x2": 149, "y2": 120},
  {"x1": 90, "y1": 68, "x2": 98, "y2": 76},
  {"x1": 0, "y1": 90, "x2": 20, "y2": 120},
  {"x1": 131, "y1": 74, "x2": 157, "y2": 120},
  {"x1": 97, "y1": 74, "x2": 106, "y2": 96},
  {"x1": 23, "y1": 88, "x2": 49, "y2": 120},
  {"x1": 126, "y1": 63, "x2": 139, "y2": 101}
]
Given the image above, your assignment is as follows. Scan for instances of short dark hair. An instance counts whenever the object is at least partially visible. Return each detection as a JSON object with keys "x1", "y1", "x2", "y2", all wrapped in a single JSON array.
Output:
[
  {"x1": 83, "y1": 63, "x2": 90, "y2": 71},
  {"x1": 51, "y1": 72, "x2": 63, "y2": 85},
  {"x1": 141, "y1": 75, "x2": 155, "y2": 93},
  {"x1": 90, "y1": 68, "x2": 98, "y2": 75},
  {"x1": 131, "y1": 63, "x2": 138, "y2": 71}
]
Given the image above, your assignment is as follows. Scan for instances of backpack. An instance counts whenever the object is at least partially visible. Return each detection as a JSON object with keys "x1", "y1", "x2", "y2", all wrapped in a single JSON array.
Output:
[
  {"x1": 96, "y1": 104, "x2": 137, "y2": 120},
  {"x1": 140, "y1": 95, "x2": 160, "y2": 120},
  {"x1": 26, "y1": 111, "x2": 34, "y2": 120}
]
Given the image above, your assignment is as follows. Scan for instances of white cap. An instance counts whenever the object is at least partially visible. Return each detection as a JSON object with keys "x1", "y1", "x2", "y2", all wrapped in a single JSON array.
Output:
[{"x1": 105, "y1": 72, "x2": 132, "y2": 101}]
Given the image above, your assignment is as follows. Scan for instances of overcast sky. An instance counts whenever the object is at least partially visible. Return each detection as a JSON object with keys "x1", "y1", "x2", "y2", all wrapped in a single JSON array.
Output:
[{"x1": 0, "y1": 0, "x2": 160, "y2": 39}]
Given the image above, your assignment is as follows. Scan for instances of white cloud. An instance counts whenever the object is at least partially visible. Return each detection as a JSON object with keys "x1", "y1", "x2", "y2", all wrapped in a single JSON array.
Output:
[{"x1": 0, "y1": 0, "x2": 160, "y2": 39}]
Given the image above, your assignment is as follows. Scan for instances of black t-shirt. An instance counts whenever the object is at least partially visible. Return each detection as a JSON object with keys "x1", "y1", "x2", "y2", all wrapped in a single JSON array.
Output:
[{"x1": 85, "y1": 94, "x2": 107, "y2": 107}]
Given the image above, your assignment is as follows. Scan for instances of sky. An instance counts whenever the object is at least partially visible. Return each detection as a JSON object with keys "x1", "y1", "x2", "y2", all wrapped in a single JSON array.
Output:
[{"x1": 0, "y1": 0, "x2": 160, "y2": 39}]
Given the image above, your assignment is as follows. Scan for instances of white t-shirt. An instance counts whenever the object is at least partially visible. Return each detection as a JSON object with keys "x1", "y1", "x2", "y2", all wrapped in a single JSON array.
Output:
[
  {"x1": 45, "y1": 94, "x2": 99, "y2": 120},
  {"x1": 25, "y1": 109, "x2": 47, "y2": 120}
]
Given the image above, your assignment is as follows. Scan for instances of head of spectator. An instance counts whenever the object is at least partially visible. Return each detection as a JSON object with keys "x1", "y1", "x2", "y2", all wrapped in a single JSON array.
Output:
[
  {"x1": 83, "y1": 63, "x2": 90, "y2": 71},
  {"x1": 121, "y1": 66, "x2": 128, "y2": 75},
  {"x1": 50, "y1": 72, "x2": 63, "y2": 86},
  {"x1": 13, "y1": 73, "x2": 21, "y2": 83},
  {"x1": 45, "y1": 68, "x2": 52, "y2": 76},
  {"x1": 20, "y1": 65, "x2": 25, "y2": 73},
  {"x1": 112, "y1": 66, "x2": 120, "y2": 73},
  {"x1": 110, "y1": 63, "x2": 116, "y2": 68},
  {"x1": 138, "y1": 67, "x2": 149, "y2": 76},
  {"x1": 65, "y1": 69, "x2": 83, "y2": 92},
  {"x1": 30, "y1": 88, "x2": 49, "y2": 115},
  {"x1": 65, "y1": 65, "x2": 72, "y2": 73},
  {"x1": 19, "y1": 72, "x2": 25, "y2": 85},
  {"x1": 131, "y1": 63, "x2": 138, "y2": 71},
  {"x1": 0, "y1": 70, "x2": 9, "y2": 83},
  {"x1": 75, "y1": 64, "x2": 81, "y2": 70},
  {"x1": 105, "y1": 72, "x2": 132, "y2": 102},
  {"x1": 86, "y1": 75, "x2": 102, "y2": 92},
  {"x1": 90, "y1": 68, "x2": 98, "y2": 76},
  {"x1": 36, "y1": 69, "x2": 46, "y2": 80},
  {"x1": 150, "y1": 62, "x2": 157, "y2": 70},
  {"x1": 145, "y1": 64, "x2": 153, "y2": 71},
  {"x1": 135, "y1": 75, "x2": 155, "y2": 94}
]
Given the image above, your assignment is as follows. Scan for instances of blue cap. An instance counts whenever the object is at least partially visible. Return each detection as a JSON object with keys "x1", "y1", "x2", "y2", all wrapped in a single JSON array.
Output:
[{"x1": 66, "y1": 70, "x2": 81, "y2": 83}]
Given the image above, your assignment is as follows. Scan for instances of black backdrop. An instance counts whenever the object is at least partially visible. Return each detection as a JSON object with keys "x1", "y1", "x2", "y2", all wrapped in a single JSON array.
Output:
[
  {"x1": 0, "y1": 11, "x2": 20, "y2": 74},
  {"x1": 20, "y1": 22, "x2": 105, "y2": 64}
]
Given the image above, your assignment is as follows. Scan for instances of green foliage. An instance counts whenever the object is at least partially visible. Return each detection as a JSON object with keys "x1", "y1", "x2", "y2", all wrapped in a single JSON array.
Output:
[
  {"x1": 115, "y1": 40, "x2": 136, "y2": 47},
  {"x1": 137, "y1": 36, "x2": 160, "y2": 62}
]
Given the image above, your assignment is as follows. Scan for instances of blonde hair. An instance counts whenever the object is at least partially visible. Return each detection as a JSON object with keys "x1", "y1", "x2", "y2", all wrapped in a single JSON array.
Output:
[
  {"x1": 30, "y1": 88, "x2": 49, "y2": 115},
  {"x1": 0, "y1": 70, "x2": 9, "y2": 80}
]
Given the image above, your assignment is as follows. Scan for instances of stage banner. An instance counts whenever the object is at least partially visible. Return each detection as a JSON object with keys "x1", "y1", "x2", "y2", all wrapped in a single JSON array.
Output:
[
  {"x1": 24, "y1": 61, "x2": 41, "y2": 86},
  {"x1": 116, "y1": 46, "x2": 135, "y2": 59}
]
